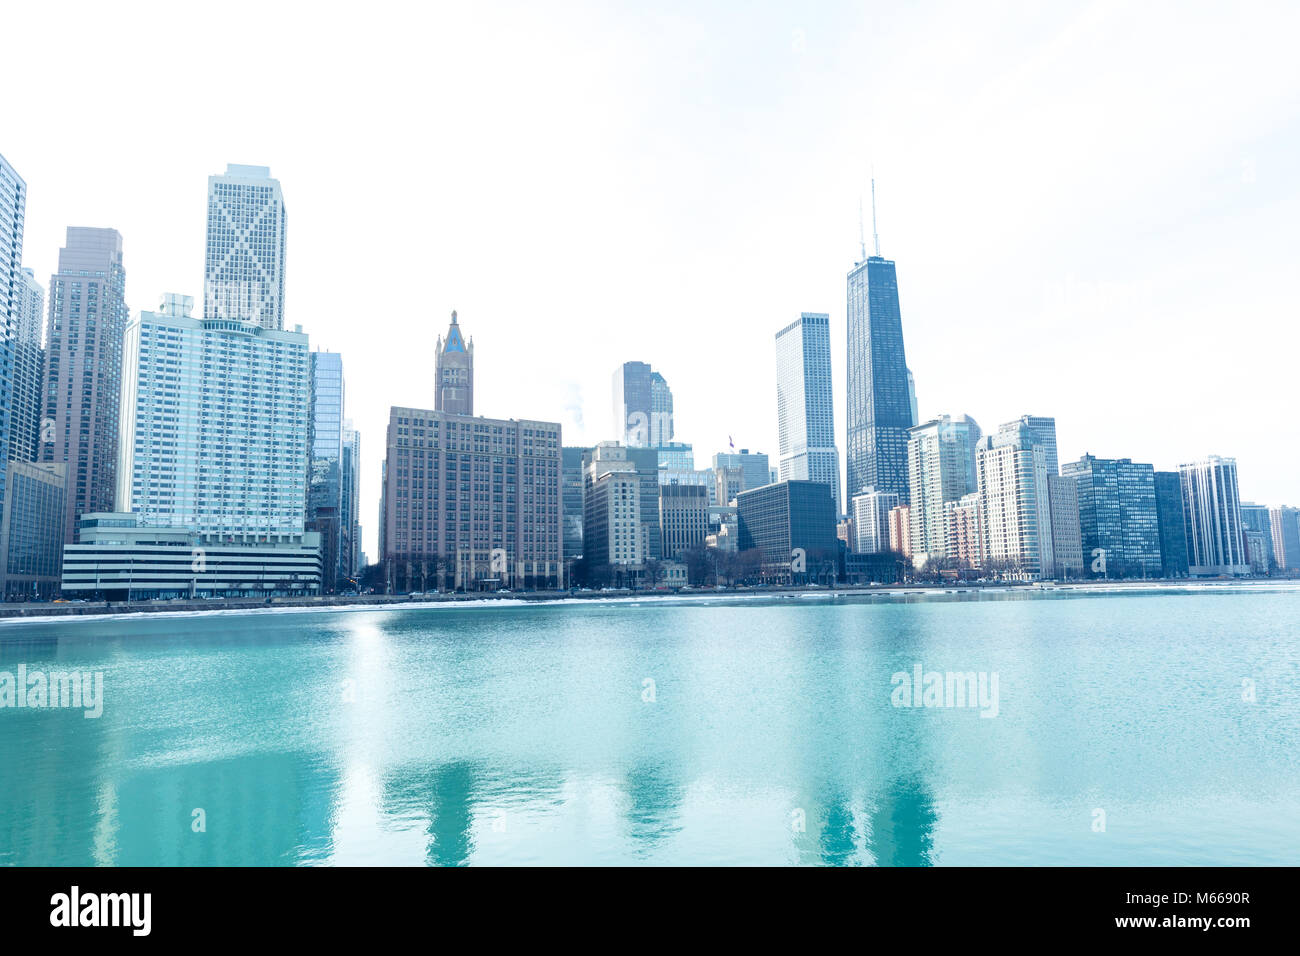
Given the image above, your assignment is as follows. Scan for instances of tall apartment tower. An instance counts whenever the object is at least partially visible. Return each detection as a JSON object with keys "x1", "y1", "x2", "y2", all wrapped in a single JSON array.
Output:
[
  {"x1": 434, "y1": 310, "x2": 473, "y2": 415},
  {"x1": 846, "y1": 241, "x2": 913, "y2": 503},
  {"x1": 0, "y1": 153, "x2": 27, "y2": 520},
  {"x1": 41, "y1": 227, "x2": 129, "y2": 544},
  {"x1": 1061, "y1": 454, "x2": 1162, "y2": 578},
  {"x1": 10, "y1": 268, "x2": 45, "y2": 464},
  {"x1": 119, "y1": 293, "x2": 310, "y2": 537},
  {"x1": 1178, "y1": 456, "x2": 1248, "y2": 577},
  {"x1": 975, "y1": 421, "x2": 1055, "y2": 578},
  {"x1": 340, "y1": 421, "x2": 361, "y2": 580},
  {"x1": 775, "y1": 312, "x2": 841, "y2": 515},
  {"x1": 906, "y1": 414, "x2": 981, "y2": 566},
  {"x1": 204, "y1": 164, "x2": 287, "y2": 330},
  {"x1": 1268, "y1": 506, "x2": 1300, "y2": 571},
  {"x1": 308, "y1": 351, "x2": 346, "y2": 589}
]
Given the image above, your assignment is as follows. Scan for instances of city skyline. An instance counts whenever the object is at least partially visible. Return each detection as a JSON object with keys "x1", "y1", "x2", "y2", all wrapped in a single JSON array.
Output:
[{"x1": 5, "y1": 2, "x2": 1300, "y2": 562}]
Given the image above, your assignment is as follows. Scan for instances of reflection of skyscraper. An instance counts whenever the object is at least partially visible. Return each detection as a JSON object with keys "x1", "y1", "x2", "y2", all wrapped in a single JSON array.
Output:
[
  {"x1": 776, "y1": 312, "x2": 841, "y2": 515},
  {"x1": 846, "y1": 248, "x2": 911, "y2": 502},
  {"x1": 866, "y1": 777, "x2": 938, "y2": 866},
  {"x1": 623, "y1": 763, "x2": 685, "y2": 857}
]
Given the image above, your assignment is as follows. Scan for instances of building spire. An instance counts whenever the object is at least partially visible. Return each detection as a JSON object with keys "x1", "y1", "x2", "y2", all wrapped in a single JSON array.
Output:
[
  {"x1": 871, "y1": 171, "x2": 881, "y2": 257},
  {"x1": 451, "y1": 309, "x2": 457, "y2": 325},
  {"x1": 858, "y1": 198, "x2": 867, "y2": 262}
]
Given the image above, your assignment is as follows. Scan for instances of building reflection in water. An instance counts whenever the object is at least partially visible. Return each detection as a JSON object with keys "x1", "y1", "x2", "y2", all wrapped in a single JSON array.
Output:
[{"x1": 622, "y1": 762, "x2": 685, "y2": 856}]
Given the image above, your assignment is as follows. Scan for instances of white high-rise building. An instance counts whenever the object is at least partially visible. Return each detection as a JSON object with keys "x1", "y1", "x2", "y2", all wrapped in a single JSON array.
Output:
[
  {"x1": 851, "y1": 486, "x2": 898, "y2": 554},
  {"x1": 906, "y1": 414, "x2": 981, "y2": 566},
  {"x1": 119, "y1": 293, "x2": 310, "y2": 536},
  {"x1": 204, "y1": 164, "x2": 287, "y2": 330},
  {"x1": 0, "y1": 152, "x2": 28, "y2": 517},
  {"x1": 975, "y1": 421, "x2": 1055, "y2": 578},
  {"x1": 1179, "y1": 456, "x2": 1249, "y2": 577},
  {"x1": 775, "y1": 312, "x2": 842, "y2": 515}
]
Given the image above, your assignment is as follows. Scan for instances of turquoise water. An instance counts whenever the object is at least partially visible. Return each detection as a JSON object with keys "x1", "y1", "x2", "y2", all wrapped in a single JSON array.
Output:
[{"x1": 2, "y1": 588, "x2": 1298, "y2": 866}]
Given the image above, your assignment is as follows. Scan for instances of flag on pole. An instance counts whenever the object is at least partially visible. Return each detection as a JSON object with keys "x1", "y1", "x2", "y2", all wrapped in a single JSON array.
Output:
[{"x1": 728, "y1": 435, "x2": 735, "y2": 451}]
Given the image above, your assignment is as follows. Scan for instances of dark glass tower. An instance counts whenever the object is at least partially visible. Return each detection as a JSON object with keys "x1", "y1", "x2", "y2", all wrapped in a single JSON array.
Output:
[{"x1": 846, "y1": 254, "x2": 912, "y2": 503}]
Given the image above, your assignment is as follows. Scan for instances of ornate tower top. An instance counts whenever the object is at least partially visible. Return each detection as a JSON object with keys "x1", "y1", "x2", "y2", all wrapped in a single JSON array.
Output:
[{"x1": 435, "y1": 310, "x2": 474, "y2": 415}]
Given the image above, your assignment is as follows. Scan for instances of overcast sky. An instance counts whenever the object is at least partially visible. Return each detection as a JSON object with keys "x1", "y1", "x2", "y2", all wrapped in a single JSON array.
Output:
[{"x1": 7, "y1": 0, "x2": 1299, "y2": 557}]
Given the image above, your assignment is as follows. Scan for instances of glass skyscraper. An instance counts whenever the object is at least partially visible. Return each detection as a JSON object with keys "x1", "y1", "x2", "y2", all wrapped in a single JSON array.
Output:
[
  {"x1": 308, "y1": 351, "x2": 345, "y2": 590},
  {"x1": 1154, "y1": 471, "x2": 1190, "y2": 578},
  {"x1": 1179, "y1": 456, "x2": 1248, "y2": 577},
  {"x1": 775, "y1": 312, "x2": 841, "y2": 516},
  {"x1": 1061, "y1": 455, "x2": 1162, "y2": 578},
  {"x1": 204, "y1": 164, "x2": 287, "y2": 331},
  {"x1": 846, "y1": 254, "x2": 912, "y2": 503}
]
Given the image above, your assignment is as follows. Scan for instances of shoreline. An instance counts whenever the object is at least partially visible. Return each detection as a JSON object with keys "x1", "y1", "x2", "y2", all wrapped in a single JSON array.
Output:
[{"x1": 2, "y1": 578, "x2": 1298, "y2": 626}]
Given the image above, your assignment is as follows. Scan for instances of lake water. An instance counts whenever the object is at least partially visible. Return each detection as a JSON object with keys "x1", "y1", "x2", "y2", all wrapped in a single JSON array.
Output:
[{"x1": 2, "y1": 587, "x2": 1298, "y2": 866}]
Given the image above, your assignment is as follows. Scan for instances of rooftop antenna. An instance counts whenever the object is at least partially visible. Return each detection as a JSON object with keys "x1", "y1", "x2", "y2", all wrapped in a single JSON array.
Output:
[
  {"x1": 857, "y1": 197, "x2": 867, "y2": 262},
  {"x1": 871, "y1": 170, "x2": 881, "y2": 257}
]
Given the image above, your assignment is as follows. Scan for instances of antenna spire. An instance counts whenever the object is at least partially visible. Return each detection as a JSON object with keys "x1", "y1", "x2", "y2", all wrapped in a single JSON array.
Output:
[
  {"x1": 858, "y1": 198, "x2": 867, "y2": 262},
  {"x1": 871, "y1": 172, "x2": 881, "y2": 257}
]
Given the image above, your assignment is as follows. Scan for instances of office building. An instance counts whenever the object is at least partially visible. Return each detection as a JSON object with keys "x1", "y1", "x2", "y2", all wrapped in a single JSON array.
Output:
[
  {"x1": 943, "y1": 492, "x2": 984, "y2": 571},
  {"x1": 775, "y1": 312, "x2": 841, "y2": 515},
  {"x1": 735, "y1": 479, "x2": 837, "y2": 581},
  {"x1": 655, "y1": 441, "x2": 694, "y2": 471},
  {"x1": 850, "y1": 486, "x2": 898, "y2": 555},
  {"x1": 0, "y1": 461, "x2": 66, "y2": 600},
  {"x1": 1239, "y1": 502, "x2": 1275, "y2": 570},
  {"x1": 712, "y1": 449, "x2": 771, "y2": 495},
  {"x1": 1270, "y1": 506, "x2": 1300, "y2": 571},
  {"x1": 307, "y1": 351, "x2": 345, "y2": 590},
  {"x1": 1179, "y1": 456, "x2": 1248, "y2": 577},
  {"x1": 659, "y1": 483, "x2": 709, "y2": 559},
  {"x1": 204, "y1": 164, "x2": 287, "y2": 330},
  {"x1": 582, "y1": 441, "x2": 661, "y2": 573},
  {"x1": 1047, "y1": 474, "x2": 1083, "y2": 578},
  {"x1": 0, "y1": 153, "x2": 24, "y2": 516},
  {"x1": 1061, "y1": 455, "x2": 1162, "y2": 578},
  {"x1": 561, "y1": 446, "x2": 589, "y2": 562},
  {"x1": 41, "y1": 227, "x2": 129, "y2": 544},
  {"x1": 1154, "y1": 471, "x2": 1190, "y2": 578},
  {"x1": 340, "y1": 422, "x2": 361, "y2": 581},
  {"x1": 613, "y1": 361, "x2": 673, "y2": 448},
  {"x1": 906, "y1": 415, "x2": 981, "y2": 566},
  {"x1": 9, "y1": 268, "x2": 44, "y2": 464}
]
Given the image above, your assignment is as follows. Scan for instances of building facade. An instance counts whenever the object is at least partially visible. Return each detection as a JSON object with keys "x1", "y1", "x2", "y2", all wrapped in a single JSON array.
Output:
[
  {"x1": 0, "y1": 153, "x2": 24, "y2": 521},
  {"x1": 1047, "y1": 474, "x2": 1084, "y2": 578},
  {"x1": 659, "y1": 483, "x2": 708, "y2": 559},
  {"x1": 41, "y1": 227, "x2": 129, "y2": 544},
  {"x1": 118, "y1": 294, "x2": 310, "y2": 538},
  {"x1": 850, "y1": 486, "x2": 898, "y2": 555},
  {"x1": 307, "y1": 351, "x2": 345, "y2": 590},
  {"x1": 1270, "y1": 506, "x2": 1300, "y2": 571},
  {"x1": 382, "y1": 406, "x2": 562, "y2": 591},
  {"x1": 9, "y1": 267, "x2": 44, "y2": 465},
  {"x1": 775, "y1": 312, "x2": 841, "y2": 515},
  {"x1": 613, "y1": 360, "x2": 673, "y2": 448},
  {"x1": 0, "y1": 461, "x2": 66, "y2": 600},
  {"x1": 846, "y1": 253, "x2": 913, "y2": 503},
  {"x1": 906, "y1": 414, "x2": 981, "y2": 567},
  {"x1": 1179, "y1": 456, "x2": 1248, "y2": 577},
  {"x1": 735, "y1": 479, "x2": 837, "y2": 582},
  {"x1": 1061, "y1": 455, "x2": 1162, "y2": 578},
  {"x1": 943, "y1": 492, "x2": 984, "y2": 571},
  {"x1": 1154, "y1": 471, "x2": 1190, "y2": 578},
  {"x1": 204, "y1": 164, "x2": 287, "y2": 330},
  {"x1": 712, "y1": 449, "x2": 771, "y2": 495},
  {"x1": 975, "y1": 422, "x2": 1054, "y2": 578}
]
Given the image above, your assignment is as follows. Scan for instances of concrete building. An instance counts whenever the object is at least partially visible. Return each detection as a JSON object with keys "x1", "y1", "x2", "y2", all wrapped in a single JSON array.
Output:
[
  {"x1": 943, "y1": 492, "x2": 984, "y2": 571},
  {"x1": 118, "y1": 294, "x2": 309, "y2": 538},
  {"x1": 659, "y1": 483, "x2": 709, "y2": 559},
  {"x1": 41, "y1": 227, "x2": 129, "y2": 544},
  {"x1": 975, "y1": 421, "x2": 1055, "y2": 578},
  {"x1": 775, "y1": 312, "x2": 841, "y2": 515},
  {"x1": 1239, "y1": 502, "x2": 1275, "y2": 570},
  {"x1": 204, "y1": 164, "x2": 287, "y2": 330},
  {"x1": 62, "y1": 513, "x2": 321, "y2": 599},
  {"x1": 850, "y1": 486, "x2": 898, "y2": 555},
  {"x1": 10, "y1": 268, "x2": 45, "y2": 465},
  {"x1": 1047, "y1": 474, "x2": 1083, "y2": 578},
  {"x1": 584, "y1": 449, "x2": 648, "y2": 580},
  {"x1": 0, "y1": 153, "x2": 25, "y2": 521},
  {"x1": 0, "y1": 462, "x2": 66, "y2": 600},
  {"x1": 712, "y1": 449, "x2": 771, "y2": 495},
  {"x1": 906, "y1": 414, "x2": 981, "y2": 567},
  {"x1": 888, "y1": 504, "x2": 912, "y2": 562},
  {"x1": 434, "y1": 311, "x2": 473, "y2": 415},
  {"x1": 1179, "y1": 456, "x2": 1249, "y2": 577}
]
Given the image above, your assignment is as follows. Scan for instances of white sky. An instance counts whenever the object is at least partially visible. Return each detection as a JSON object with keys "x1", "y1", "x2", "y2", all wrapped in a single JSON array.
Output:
[{"x1": 8, "y1": 0, "x2": 1299, "y2": 558}]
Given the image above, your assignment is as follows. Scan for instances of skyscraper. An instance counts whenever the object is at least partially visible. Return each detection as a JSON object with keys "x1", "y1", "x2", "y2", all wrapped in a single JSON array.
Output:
[
  {"x1": 1061, "y1": 455, "x2": 1162, "y2": 578},
  {"x1": 1179, "y1": 456, "x2": 1248, "y2": 577},
  {"x1": 613, "y1": 360, "x2": 673, "y2": 448},
  {"x1": 1154, "y1": 471, "x2": 1190, "y2": 578},
  {"x1": 975, "y1": 422, "x2": 1055, "y2": 578},
  {"x1": 41, "y1": 227, "x2": 129, "y2": 544},
  {"x1": 9, "y1": 268, "x2": 44, "y2": 464},
  {"x1": 204, "y1": 164, "x2": 287, "y2": 330},
  {"x1": 775, "y1": 312, "x2": 841, "y2": 515},
  {"x1": 906, "y1": 414, "x2": 981, "y2": 566},
  {"x1": 119, "y1": 293, "x2": 310, "y2": 537},
  {"x1": 850, "y1": 486, "x2": 898, "y2": 554},
  {"x1": 340, "y1": 421, "x2": 361, "y2": 582},
  {"x1": 308, "y1": 351, "x2": 345, "y2": 590},
  {"x1": 0, "y1": 153, "x2": 27, "y2": 523},
  {"x1": 846, "y1": 238, "x2": 912, "y2": 503},
  {"x1": 1269, "y1": 506, "x2": 1300, "y2": 571},
  {"x1": 434, "y1": 310, "x2": 473, "y2": 415},
  {"x1": 712, "y1": 449, "x2": 771, "y2": 495}
]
